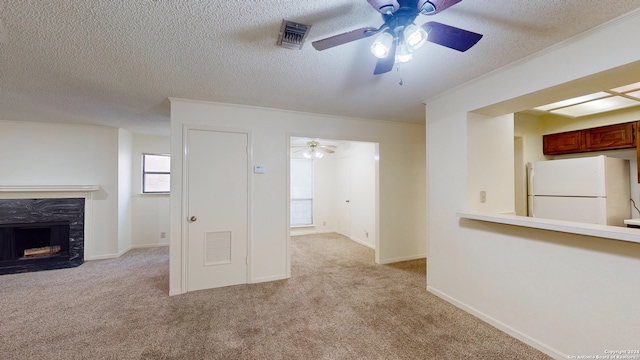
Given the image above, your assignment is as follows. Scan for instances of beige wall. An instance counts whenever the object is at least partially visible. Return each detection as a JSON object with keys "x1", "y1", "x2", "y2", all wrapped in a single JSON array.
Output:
[
  {"x1": 0, "y1": 120, "x2": 122, "y2": 258},
  {"x1": 131, "y1": 134, "x2": 170, "y2": 247},
  {"x1": 0, "y1": 120, "x2": 171, "y2": 258},
  {"x1": 169, "y1": 100, "x2": 426, "y2": 295},
  {"x1": 426, "y1": 10, "x2": 640, "y2": 358}
]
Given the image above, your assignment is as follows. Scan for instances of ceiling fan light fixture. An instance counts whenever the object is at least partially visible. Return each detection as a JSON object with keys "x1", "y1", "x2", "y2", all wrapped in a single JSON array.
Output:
[
  {"x1": 418, "y1": 0, "x2": 436, "y2": 15},
  {"x1": 396, "y1": 43, "x2": 413, "y2": 63},
  {"x1": 367, "y1": 0, "x2": 400, "y2": 15},
  {"x1": 370, "y1": 32, "x2": 394, "y2": 58},
  {"x1": 302, "y1": 149, "x2": 324, "y2": 159},
  {"x1": 405, "y1": 24, "x2": 427, "y2": 50}
]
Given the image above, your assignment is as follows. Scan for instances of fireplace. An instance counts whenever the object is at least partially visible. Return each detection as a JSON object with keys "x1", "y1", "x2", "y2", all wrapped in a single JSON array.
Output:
[{"x1": 0, "y1": 198, "x2": 84, "y2": 275}]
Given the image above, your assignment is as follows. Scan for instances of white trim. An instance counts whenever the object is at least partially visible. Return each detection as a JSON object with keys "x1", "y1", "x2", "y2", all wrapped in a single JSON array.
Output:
[
  {"x1": 250, "y1": 274, "x2": 289, "y2": 284},
  {"x1": 169, "y1": 288, "x2": 183, "y2": 296},
  {"x1": 169, "y1": 97, "x2": 422, "y2": 127},
  {"x1": 87, "y1": 253, "x2": 121, "y2": 261},
  {"x1": 349, "y1": 236, "x2": 375, "y2": 249},
  {"x1": 427, "y1": 286, "x2": 567, "y2": 360},
  {"x1": 181, "y1": 125, "x2": 189, "y2": 294},
  {"x1": 378, "y1": 253, "x2": 426, "y2": 265},
  {"x1": 0, "y1": 185, "x2": 99, "y2": 192},
  {"x1": 86, "y1": 244, "x2": 169, "y2": 260},
  {"x1": 457, "y1": 211, "x2": 640, "y2": 244},
  {"x1": 131, "y1": 243, "x2": 169, "y2": 249},
  {"x1": 287, "y1": 133, "x2": 383, "y2": 269}
]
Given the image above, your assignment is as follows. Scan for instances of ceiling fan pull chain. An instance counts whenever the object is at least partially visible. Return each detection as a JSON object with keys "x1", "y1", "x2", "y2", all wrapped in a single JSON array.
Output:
[{"x1": 397, "y1": 64, "x2": 403, "y2": 86}]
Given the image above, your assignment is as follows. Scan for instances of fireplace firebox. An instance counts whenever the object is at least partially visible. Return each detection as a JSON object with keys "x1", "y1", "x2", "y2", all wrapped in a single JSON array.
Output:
[{"x1": 0, "y1": 198, "x2": 84, "y2": 275}]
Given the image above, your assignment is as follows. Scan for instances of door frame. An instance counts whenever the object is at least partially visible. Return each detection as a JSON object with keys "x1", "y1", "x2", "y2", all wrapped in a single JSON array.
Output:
[
  {"x1": 287, "y1": 133, "x2": 381, "y2": 265},
  {"x1": 181, "y1": 124, "x2": 253, "y2": 292}
]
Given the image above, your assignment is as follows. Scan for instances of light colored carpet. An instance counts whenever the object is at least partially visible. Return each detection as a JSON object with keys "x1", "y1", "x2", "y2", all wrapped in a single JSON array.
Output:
[{"x1": 0, "y1": 233, "x2": 550, "y2": 359}]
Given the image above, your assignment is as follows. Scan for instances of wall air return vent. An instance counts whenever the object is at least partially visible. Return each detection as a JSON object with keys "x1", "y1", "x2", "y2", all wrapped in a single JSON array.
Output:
[{"x1": 277, "y1": 20, "x2": 311, "y2": 50}]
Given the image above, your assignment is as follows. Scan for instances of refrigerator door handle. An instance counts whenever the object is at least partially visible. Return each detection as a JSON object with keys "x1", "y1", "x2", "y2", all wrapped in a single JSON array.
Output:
[{"x1": 529, "y1": 197, "x2": 535, "y2": 218}]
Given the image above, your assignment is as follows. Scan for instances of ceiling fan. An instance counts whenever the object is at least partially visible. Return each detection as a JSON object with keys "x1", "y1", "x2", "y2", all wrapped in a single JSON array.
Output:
[
  {"x1": 312, "y1": 0, "x2": 483, "y2": 75},
  {"x1": 292, "y1": 140, "x2": 336, "y2": 159}
]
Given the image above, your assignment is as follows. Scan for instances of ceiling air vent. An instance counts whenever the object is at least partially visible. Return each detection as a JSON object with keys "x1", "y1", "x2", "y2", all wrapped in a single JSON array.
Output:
[{"x1": 277, "y1": 20, "x2": 311, "y2": 50}]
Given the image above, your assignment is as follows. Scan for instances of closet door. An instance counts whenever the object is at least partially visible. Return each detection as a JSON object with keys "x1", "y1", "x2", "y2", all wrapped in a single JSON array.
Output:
[{"x1": 186, "y1": 128, "x2": 248, "y2": 291}]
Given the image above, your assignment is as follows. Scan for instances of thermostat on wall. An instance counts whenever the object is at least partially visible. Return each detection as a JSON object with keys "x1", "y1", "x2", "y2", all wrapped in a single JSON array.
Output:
[{"x1": 253, "y1": 165, "x2": 265, "y2": 174}]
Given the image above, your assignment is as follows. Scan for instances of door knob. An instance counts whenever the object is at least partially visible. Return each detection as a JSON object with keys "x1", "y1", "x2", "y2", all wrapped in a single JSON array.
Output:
[
  {"x1": 345, "y1": 200, "x2": 350, "y2": 203},
  {"x1": 189, "y1": 216, "x2": 197, "y2": 222}
]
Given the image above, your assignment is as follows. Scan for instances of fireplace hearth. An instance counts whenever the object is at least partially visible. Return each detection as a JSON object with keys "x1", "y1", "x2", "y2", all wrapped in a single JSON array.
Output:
[{"x1": 0, "y1": 198, "x2": 84, "y2": 275}]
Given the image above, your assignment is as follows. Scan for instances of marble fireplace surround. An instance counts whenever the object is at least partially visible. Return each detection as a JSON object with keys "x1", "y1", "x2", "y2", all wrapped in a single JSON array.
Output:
[{"x1": 0, "y1": 185, "x2": 98, "y2": 274}]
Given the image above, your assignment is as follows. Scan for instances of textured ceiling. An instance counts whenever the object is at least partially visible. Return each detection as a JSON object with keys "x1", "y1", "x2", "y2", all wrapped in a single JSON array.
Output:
[{"x1": 2, "y1": 0, "x2": 640, "y2": 136}]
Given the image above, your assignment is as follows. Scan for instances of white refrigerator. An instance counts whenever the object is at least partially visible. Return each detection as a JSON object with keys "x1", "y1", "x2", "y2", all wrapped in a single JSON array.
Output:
[{"x1": 527, "y1": 155, "x2": 630, "y2": 226}]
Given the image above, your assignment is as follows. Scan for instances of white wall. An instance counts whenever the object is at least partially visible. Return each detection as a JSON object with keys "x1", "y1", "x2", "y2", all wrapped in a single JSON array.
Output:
[
  {"x1": 118, "y1": 129, "x2": 133, "y2": 255},
  {"x1": 466, "y1": 113, "x2": 515, "y2": 213},
  {"x1": 347, "y1": 141, "x2": 377, "y2": 248},
  {"x1": 426, "y1": 10, "x2": 640, "y2": 358},
  {"x1": 312, "y1": 153, "x2": 339, "y2": 234},
  {"x1": 0, "y1": 120, "x2": 121, "y2": 259},
  {"x1": 170, "y1": 100, "x2": 426, "y2": 295},
  {"x1": 131, "y1": 134, "x2": 170, "y2": 247}
]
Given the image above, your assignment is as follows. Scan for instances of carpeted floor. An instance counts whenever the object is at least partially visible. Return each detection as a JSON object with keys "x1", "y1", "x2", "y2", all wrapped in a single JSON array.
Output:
[{"x1": 0, "y1": 233, "x2": 551, "y2": 359}]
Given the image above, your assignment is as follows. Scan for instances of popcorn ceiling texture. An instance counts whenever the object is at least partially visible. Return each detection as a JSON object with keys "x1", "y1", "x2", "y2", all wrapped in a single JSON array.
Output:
[{"x1": 1, "y1": 0, "x2": 640, "y2": 135}]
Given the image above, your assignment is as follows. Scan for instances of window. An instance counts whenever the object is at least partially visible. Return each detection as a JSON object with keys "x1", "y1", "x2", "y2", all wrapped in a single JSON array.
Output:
[
  {"x1": 290, "y1": 159, "x2": 313, "y2": 226},
  {"x1": 142, "y1": 154, "x2": 170, "y2": 193}
]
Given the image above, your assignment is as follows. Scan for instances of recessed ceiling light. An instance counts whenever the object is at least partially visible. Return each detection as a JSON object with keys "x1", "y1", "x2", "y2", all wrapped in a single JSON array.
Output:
[
  {"x1": 534, "y1": 92, "x2": 610, "y2": 111},
  {"x1": 610, "y1": 82, "x2": 640, "y2": 93},
  {"x1": 550, "y1": 96, "x2": 640, "y2": 117}
]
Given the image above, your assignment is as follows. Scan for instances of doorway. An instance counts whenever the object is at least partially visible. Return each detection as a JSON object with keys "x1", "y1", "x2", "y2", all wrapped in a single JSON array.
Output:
[{"x1": 289, "y1": 136, "x2": 379, "y2": 263}]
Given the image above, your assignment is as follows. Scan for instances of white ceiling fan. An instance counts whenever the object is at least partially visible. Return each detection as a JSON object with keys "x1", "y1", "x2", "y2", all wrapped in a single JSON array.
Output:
[{"x1": 292, "y1": 140, "x2": 336, "y2": 159}]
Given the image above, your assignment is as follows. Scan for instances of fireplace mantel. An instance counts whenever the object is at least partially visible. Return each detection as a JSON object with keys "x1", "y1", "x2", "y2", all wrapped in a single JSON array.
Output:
[{"x1": 0, "y1": 185, "x2": 99, "y2": 193}]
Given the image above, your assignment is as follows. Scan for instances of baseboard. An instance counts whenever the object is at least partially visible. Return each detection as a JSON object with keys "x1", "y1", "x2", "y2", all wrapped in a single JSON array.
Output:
[
  {"x1": 426, "y1": 286, "x2": 567, "y2": 360},
  {"x1": 131, "y1": 243, "x2": 169, "y2": 249},
  {"x1": 87, "y1": 244, "x2": 168, "y2": 260},
  {"x1": 378, "y1": 253, "x2": 426, "y2": 264},
  {"x1": 349, "y1": 236, "x2": 375, "y2": 249},
  {"x1": 249, "y1": 274, "x2": 289, "y2": 284},
  {"x1": 290, "y1": 229, "x2": 337, "y2": 236},
  {"x1": 169, "y1": 288, "x2": 184, "y2": 296},
  {"x1": 87, "y1": 253, "x2": 120, "y2": 261}
]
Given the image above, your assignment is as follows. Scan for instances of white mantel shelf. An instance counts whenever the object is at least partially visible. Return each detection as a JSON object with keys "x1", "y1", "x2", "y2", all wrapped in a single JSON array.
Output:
[
  {"x1": 458, "y1": 211, "x2": 640, "y2": 244},
  {"x1": 0, "y1": 185, "x2": 99, "y2": 192}
]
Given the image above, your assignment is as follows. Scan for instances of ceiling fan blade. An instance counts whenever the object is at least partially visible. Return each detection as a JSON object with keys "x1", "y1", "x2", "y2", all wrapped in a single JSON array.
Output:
[
  {"x1": 422, "y1": 0, "x2": 462, "y2": 15},
  {"x1": 319, "y1": 146, "x2": 336, "y2": 154},
  {"x1": 373, "y1": 39, "x2": 397, "y2": 75},
  {"x1": 422, "y1": 21, "x2": 482, "y2": 52},
  {"x1": 312, "y1": 27, "x2": 379, "y2": 51}
]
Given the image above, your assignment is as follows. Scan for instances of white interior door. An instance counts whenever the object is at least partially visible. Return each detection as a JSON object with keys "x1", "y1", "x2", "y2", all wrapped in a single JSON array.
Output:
[
  {"x1": 186, "y1": 128, "x2": 248, "y2": 291},
  {"x1": 338, "y1": 157, "x2": 351, "y2": 237}
]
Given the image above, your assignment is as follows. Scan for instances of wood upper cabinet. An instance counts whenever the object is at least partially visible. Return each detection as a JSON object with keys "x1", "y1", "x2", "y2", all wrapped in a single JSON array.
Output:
[
  {"x1": 543, "y1": 131, "x2": 582, "y2": 155},
  {"x1": 543, "y1": 121, "x2": 637, "y2": 155},
  {"x1": 583, "y1": 122, "x2": 635, "y2": 151}
]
